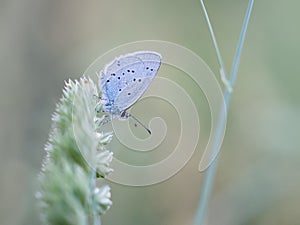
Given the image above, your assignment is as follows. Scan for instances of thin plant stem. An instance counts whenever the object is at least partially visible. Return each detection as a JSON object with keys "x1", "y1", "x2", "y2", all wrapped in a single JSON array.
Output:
[
  {"x1": 198, "y1": 0, "x2": 231, "y2": 91},
  {"x1": 194, "y1": 1, "x2": 254, "y2": 224},
  {"x1": 229, "y1": 0, "x2": 254, "y2": 89}
]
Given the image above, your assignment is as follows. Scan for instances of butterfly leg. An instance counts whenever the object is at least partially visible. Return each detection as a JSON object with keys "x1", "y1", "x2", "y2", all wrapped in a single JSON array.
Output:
[{"x1": 95, "y1": 115, "x2": 113, "y2": 132}]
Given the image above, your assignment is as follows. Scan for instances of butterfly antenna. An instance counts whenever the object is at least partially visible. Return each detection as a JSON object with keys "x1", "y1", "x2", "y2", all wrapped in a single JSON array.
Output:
[{"x1": 127, "y1": 113, "x2": 151, "y2": 135}]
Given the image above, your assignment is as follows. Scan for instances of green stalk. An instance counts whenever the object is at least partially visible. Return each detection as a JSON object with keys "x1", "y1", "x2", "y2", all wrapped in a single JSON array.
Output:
[{"x1": 194, "y1": 1, "x2": 254, "y2": 224}]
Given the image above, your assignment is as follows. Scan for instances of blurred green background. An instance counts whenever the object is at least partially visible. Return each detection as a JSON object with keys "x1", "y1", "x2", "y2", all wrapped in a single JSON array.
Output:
[{"x1": 1, "y1": 0, "x2": 300, "y2": 224}]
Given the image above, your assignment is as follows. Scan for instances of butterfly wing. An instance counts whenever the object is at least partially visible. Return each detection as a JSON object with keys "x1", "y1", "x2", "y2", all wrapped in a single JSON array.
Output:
[
  {"x1": 99, "y1": 54, "x2": 144, "y2": 112},
  {"x1": 113, "y1": 52, "x2": 161, "y2": 113},
  {"x1": 99, "y1": 51, "x2": 161, "y2": 115}
]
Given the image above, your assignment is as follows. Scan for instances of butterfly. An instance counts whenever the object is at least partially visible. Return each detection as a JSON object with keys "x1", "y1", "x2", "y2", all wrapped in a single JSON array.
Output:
[{"x1": 98, "y1": 51, "x2": 162, "y2": 134}]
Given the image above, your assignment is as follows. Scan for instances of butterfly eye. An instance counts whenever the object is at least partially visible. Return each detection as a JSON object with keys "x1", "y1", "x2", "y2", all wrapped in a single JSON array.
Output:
[
  {"x1": 107, "y1": 80, "x2": 110, "y2": 82},
  {"x1": 118, "y1": 77, "x2": 120, "y2": 79},
  {"x1": 128, "y1": 93, "x2": 131, "y2": 95},
  {"x1": 133, "y1": 78, "x2": 136, "y2": 81},
  {"x1": 138, "y1": 79, "x2": 141, "y2": 82}
]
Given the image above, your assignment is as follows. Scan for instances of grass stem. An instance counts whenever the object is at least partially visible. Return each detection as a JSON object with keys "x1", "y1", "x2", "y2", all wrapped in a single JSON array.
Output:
[{"x1": 194, "y1": 1, "x2": 254, "y2": 224}]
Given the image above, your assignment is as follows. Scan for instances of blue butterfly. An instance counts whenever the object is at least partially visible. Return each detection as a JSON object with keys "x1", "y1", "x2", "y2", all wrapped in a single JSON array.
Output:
[{"x1": 98, "y1": 51, "x2": 162, "y2": 134}]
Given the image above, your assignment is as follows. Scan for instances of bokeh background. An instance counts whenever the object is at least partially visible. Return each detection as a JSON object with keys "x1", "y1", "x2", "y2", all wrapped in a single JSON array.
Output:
[{"x1": 1, "y1": 0, "x2": 299, "y2": 225}]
